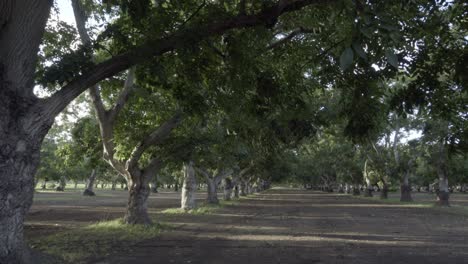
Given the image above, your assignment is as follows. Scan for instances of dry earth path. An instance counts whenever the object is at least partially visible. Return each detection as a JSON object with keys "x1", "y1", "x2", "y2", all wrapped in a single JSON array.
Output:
[{"x1": 92, "y1": 188, "x2": 468, "y2": 264}]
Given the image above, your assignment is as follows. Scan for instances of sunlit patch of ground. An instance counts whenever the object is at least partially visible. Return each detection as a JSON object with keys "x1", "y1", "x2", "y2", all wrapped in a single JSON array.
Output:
[{"x1": 26, "y1": 188, "x2": 468, "y2": 263}]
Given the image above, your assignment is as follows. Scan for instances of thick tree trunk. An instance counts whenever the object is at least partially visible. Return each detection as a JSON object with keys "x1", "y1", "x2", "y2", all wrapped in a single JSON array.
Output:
[
  {"x1": 123, "y1": 180, "x2": 152, "y2": 225},
  {"x1": 181, "y1": 161, "x2": 197, "y2": 210},
  {"x1": 0, "y1": 0, "x2": 53, "y2": 260},
  {"x1": 206, "y1": 178, "x2": 219, "y2": 204},
  {"x1": 224, "y1": 178, "x2": 233, "y2": 201},
  {"x1": 400, "y1": 172, "x2": 413, "y2": 202},
  {"x1": 0, "y1": 147, "x2": 40, "y2": 263},
  {"x1": 83, "y1": 169, "x2": 96, "y2": 196}
]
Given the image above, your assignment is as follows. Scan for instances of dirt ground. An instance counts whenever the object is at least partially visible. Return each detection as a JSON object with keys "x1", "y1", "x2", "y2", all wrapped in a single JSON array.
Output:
[{"x1": 26, "y1": 188, "x2": 468, "y2": 264}]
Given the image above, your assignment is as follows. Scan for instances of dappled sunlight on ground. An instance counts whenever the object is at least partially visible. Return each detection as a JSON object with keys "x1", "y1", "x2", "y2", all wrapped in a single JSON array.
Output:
[{"x1": 26, "y1": 188, "x2": 468, "y2": 264}]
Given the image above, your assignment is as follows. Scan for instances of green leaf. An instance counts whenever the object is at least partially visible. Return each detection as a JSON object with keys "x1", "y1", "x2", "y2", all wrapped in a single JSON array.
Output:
[
  {"x1": 352, "y1": 42, "x2": 367, "y2": 60},
  {"x1": 385, "y1": 50, "x2": 398, "y2": 68},
  {"x1": 340, "y1": 47, "x2": 354, "y2": 71}
]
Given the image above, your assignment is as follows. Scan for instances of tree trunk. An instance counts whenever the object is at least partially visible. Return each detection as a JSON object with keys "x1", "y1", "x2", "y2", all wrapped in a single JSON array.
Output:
[
  {"x1": 345, "y1": 183, "x2": 351, "y2": 194},
  {"x1": 181, "y1": 161, "x2": 197, "y2": 210},
  {"x1": 240, "y1": 180, "x2": 247, "y2": 196},
  {"x1": 436, "y1": 141, "x2": 450, "y2": 206},
  {"x1": 352, "y1": 185, "x2": 360, "y2": 196},
  {"x1": 56, "y1": 176, "x2": 66, "y2": 191},
  {"x1": 231, "y1": 185, "x2": 240, "y2": 199},
  {"x1": 111, "y1": 181, "x2": 116, "y2": 190},
  {"x1": 380, "y1": 183, "x2": 389, "y2": 199},
  {"x1": 123, "y1": 179, "x2": 152, "y2": 225},
  {"x1": 83, "y1": 169, "x2": 96, "y2": 196},
  {"x1": 0, "y1": 144, "x2": 40, "y2": 263},
  {"x1": 151, "y1": 180, "x2": 158, "y2": 193},
  {"x1": 206, "y1": 178, "x2": 219, "y2": 204},
  {"x1": 41, "y1": 181, "x2": 47, "y2": 190},
  {"x1": 400, "y1": 172, "x2": 413, "y2": 202},
  {"x1": 174, "y1": 182, "x2": 179, "y2": 192},
  {"x1": 224, "y1": 178, "x2": 233, "y2": 201}
]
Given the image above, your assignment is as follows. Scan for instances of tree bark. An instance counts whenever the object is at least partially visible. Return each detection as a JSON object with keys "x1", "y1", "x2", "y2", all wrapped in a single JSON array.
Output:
[
  {"x1": 206, "y1": 178, "x2": 219, "y2": 204},
  {"x1": 151, "y1": 179, "x2": 158, "y2": 193},
  {"x1": 0, "y1": 1, "x2": 53, "y2": 262},
  {"x1": 436, "y1": 141, "x2": 450, "y2": 206},
  {"x1": 400, "y1": 170, "x2": 413, "y2": 202},
  {"x1": 181, "y1": 161, "x2": 197, "y2": 210},
  {"x1": 240, "y1": 180, "x2": 247, "y2": 196},
  {"x1": 232, "y1": 185, "x2": 240, "y2": 199},
  {"x1": 380, "y1": 181, "x2": 389, "y2": 199},
  {"x1": 83, "y1": 169, "x2": 96, "y2": 196},
  {"x1": 224, "y1": 178, "x2": 233, "y2": 201},
  {"x1": 352, "y1": 185, "x2": 360, "y2": 196},
  {"x1": 123, "y1": 174, "x2": 152, "y2": 225}
]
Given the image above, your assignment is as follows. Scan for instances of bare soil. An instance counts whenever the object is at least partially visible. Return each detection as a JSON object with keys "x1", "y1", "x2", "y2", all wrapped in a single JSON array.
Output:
[{"x1": 26, "y1": 188, "x2": 468, "y2": 264}]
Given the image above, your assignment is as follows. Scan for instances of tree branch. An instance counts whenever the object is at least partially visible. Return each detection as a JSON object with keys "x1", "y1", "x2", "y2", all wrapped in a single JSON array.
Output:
[
  {"x1": 266, "y1": 27, "x2": 314, "y2": 50},
  {"x1": 108, "y1": 67, "x2": 136, "y2": 122},
  {"x1": 42, "y1": 0, "x2": 333, "y2": 119},
  {"x1": 126, "y1": 111, "x2": 183, "y2": 171},
  {"x1": 214, "y1": 168, "x2": 233, "y2": 185},
  {"x1": 194, "y1": 167, "x2": 212, "y2": 180}
]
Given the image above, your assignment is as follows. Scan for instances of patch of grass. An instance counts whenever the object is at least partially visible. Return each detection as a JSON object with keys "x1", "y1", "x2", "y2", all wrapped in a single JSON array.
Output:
[
  {"x1": 30, "y1": 218, "x2": 168, "y2": 263},
  {"x1": 353, "y1": 195, "x2": 434, "y2": 208},
  {"x1": 161, "y1": 199, "x2": 241, "y2": 215}
]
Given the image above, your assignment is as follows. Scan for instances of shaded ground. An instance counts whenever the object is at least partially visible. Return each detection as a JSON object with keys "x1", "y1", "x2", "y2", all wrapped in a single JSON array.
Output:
[{"x1": 26, "y1": 189, "x2": 468, "y2": 263}]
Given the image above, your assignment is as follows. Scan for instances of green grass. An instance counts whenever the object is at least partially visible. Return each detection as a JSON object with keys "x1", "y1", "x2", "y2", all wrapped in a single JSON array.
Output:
[
  {"x1": 161, "y1": 199, "x2": 241, "y2": 215},
  {"x1": 30, "y1": 219, "x2": 169, "y2": 263},
  {"x1": 352, "y1": 195, "x2": 435, "y2": 208}
]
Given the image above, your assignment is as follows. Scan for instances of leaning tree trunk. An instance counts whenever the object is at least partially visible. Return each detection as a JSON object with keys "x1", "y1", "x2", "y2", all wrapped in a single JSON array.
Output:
[
  {"x1": 124, "y1": 174, "x2": 152, "y2": 225},
  {"x1": 224, "y1": 178, "x2": 233, "y2": 201},
  {"x1": 83, "y1": 169, "x2": 97, "y2": 196},
  {"x1": 181, "y1": 161, "x2": 197, "y2": 210},
  {"x1": 400, "y1": 172, "x2": 413, "y2": 202},
  {"x1": 206, "y1": 178, "x2": 219, "y2": 204}
]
